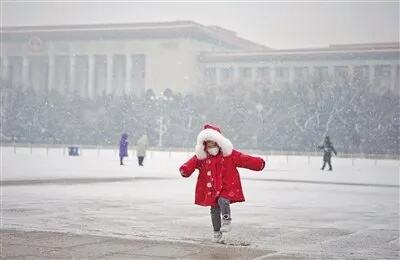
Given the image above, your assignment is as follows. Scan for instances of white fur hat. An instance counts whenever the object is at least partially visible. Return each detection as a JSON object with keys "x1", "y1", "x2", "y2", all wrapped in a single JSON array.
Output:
[{"x1": 195, "y1": 124, "x2": 233, "y2": 160}]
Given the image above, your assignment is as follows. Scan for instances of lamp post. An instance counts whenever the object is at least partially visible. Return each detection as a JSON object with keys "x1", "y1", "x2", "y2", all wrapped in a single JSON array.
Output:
[{"x1": 255, "y1": 103, "x2": 264, "y2": 149}]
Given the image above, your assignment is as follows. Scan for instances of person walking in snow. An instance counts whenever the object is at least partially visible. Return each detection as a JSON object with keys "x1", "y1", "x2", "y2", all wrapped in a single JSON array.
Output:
[
  {"x1": 179, "y1": 124, "x2": 266, "y2": 243},
  {"x1": 136, "y1": 134, "x2": 149, "y2": 166},
  {"x1": 318, "y1": 136, "x2": 337, "y2": 171},
  {"x1": 119, "y1": 133, "x2": 129, "y2": 165}
]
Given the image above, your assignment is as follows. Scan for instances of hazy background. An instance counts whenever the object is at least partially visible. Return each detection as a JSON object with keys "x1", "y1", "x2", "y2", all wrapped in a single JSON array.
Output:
[
  {"x1": 1, "y1": 1, "x2": 399, "y2": 154},
  {"x1": 1, "y1": 1, "x2": 399, "y2": 49}
]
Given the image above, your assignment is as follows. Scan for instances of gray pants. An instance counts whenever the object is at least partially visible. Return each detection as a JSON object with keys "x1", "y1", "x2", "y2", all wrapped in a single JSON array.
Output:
[{"x1": 210, "y1": 197, "x2": 231, "y2": 232}]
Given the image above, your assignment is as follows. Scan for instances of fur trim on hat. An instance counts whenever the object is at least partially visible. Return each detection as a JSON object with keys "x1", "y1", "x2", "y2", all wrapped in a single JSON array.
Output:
[{"x1": 195, "y1": 128, "x2": 233, "y2": 160}]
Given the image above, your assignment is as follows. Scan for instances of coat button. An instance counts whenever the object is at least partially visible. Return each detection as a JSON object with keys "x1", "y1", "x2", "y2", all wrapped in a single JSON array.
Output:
[
  {"x1": 207, "y1": 159, "x2": 211, "y2": 164},
  {"x1": 207, "y1": 171, "x2": 211, "y2": 176},
  {"x1": 206, "y1": 183, "x2": 212, "y2": 188}
]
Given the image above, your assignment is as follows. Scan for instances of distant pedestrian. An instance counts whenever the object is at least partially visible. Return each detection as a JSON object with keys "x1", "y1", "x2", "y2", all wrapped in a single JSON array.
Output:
[
  {"x1": 119, "y1": 133, "x2": 128, "y2": 165},
  {"x1": 318, "y1": 136, "x2": 337, "y2": 171},
  {"x1": 136, "y1": 134, "x2": 148, "y2": 166}
]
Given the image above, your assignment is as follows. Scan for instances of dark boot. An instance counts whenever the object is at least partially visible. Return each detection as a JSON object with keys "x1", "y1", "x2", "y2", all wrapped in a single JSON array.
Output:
[{"x1": 138, "y1": 156, "x2": 144, "y2": 166}]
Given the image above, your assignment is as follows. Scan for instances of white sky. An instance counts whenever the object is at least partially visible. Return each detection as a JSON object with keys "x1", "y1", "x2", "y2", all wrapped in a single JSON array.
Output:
[{"x1": 1, "y1": 1, "x2": 399, "y2": 49}]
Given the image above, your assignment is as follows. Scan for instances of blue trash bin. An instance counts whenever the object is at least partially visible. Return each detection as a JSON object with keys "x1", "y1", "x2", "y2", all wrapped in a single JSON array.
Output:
[{"x1": 68, "y1": 146, "x2": 80, "y2": 156}]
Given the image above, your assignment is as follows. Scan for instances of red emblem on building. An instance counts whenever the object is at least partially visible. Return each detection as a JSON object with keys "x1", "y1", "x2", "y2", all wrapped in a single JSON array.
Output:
[{"x1": 28, "y1": 36, "x2": 45, "y2": 52}]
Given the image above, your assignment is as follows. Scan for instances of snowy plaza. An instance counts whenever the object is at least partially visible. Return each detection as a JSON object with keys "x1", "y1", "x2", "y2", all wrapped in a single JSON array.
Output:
[
  {"x1": 1, "y1": 1, "x2": 399, "y2": 259},
  {"x1": 1, "y1": 146, "x2": 399, "y2": 259}
]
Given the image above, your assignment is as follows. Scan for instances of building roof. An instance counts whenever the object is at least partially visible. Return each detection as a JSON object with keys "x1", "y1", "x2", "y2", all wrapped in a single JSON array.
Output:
[
  {"x1": 199, "y1": 42, "x2": 400, "y2": 63},
  {"x1": 1, "y1": 20, "x2": 269, "y2": 51}
]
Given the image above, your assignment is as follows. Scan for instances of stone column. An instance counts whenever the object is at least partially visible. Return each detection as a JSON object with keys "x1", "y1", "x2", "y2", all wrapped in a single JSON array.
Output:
[
  {"x1": 289, "y1": 66, "x2": 295, "y2": 84},
  {"x1": 215, "y1": 67, "x2": 221, "y2": 85},
  {"x1": 125, "y1": 54, "x2": 132, "y2": 95},
  {"x1": 1, "y1": 57, "x2": 8, "y2": 79},
  {"x1": 348, "y1": 65, "x2": 354, "y2": 83},
  {"x1": 369, "y1": 65, "x2": 375, "y2": 85},
  {"x1": 22, "y1": 56, "x2": 29, "y2": 90},
  {"x1": 390, "y1": 64, "x2": 396, "y2": 91},
  {"x1": 47, "y1": 55, "x2": 54, "y2": 91},
  {"x1": 106, "y1": 54, "x2": 114, "y2": 95},
  {"x1": 328, "y1": 66, "x2": 334, "y2": 78},
  {"x1": 309, "y1": 66, "x2": 315, "y2": 80},
  {"x1": 233, "y1": 66, "x2": 239, "y2": 82},
  {"x1": 69, "y1": 55, "x2": 76, "y2": 94},
  {"x1": 270, "y1": 66, "x2": 276, "y2": 84},
  {"x1": 249, "y1": 67, "x2": 255, "y2": 81},
  {"x1": 87, "y1": 55, "x2": 95, "y2": 99}
]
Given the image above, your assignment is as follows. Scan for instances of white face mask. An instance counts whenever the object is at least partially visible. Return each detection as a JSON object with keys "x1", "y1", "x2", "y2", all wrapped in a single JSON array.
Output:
[{"x1": 207, "y1": 147, "x2": 220, "y2": 156}]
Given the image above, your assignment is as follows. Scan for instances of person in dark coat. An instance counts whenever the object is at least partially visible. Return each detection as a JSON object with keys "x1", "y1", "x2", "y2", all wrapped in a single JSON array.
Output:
[
  {"x1": 119, "y1": 133, "x2": 128, "y2": 165},
  {"x1": 318, "y1": 136, "x2": 337, "y2": 171}
]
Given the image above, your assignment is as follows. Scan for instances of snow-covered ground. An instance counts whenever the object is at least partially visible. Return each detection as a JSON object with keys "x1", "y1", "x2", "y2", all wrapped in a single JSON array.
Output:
[
  {"x1": 2, "y1": 146, "x2": 398, "y2": 185},
  {"x1": 1, "y1": 147, "x2": 399, "y2": 259}
]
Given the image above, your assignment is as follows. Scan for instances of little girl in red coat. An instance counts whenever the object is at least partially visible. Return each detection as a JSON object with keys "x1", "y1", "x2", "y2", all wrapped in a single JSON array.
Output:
[{"x1": 179, "y1": 124, "x2": 266, "y2": 242}]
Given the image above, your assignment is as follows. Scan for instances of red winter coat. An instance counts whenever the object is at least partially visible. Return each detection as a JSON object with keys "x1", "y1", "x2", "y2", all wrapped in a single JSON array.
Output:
[{"x1": 180, "y1": 150, "x2": 265, "y2": 207}]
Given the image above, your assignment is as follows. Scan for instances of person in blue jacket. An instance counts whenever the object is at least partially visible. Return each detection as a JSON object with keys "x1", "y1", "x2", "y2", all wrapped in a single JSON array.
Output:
[{"x1": 119, "y1": 133, "x2": 129, "y2": 165}]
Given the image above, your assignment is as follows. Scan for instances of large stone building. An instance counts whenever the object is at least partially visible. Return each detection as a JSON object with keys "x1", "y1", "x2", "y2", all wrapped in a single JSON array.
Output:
[
  {"x1": 1, "y1": 21, "x2": 399, "y2": 98},
  {"x1": 200, "y1": 43, "x2": 400, "y2": 93}
]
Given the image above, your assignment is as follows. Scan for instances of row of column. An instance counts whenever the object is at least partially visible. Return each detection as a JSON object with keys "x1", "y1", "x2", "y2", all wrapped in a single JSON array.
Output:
[
  {"x1": 1, "y1": 53, "x2": 145, "y2": 98},
  {"x1": 213, "y1": 64, "x2": 399, "y2": 89},
  {"x1": 68, "y1": 54, "x2": 136, "y2": 98}
]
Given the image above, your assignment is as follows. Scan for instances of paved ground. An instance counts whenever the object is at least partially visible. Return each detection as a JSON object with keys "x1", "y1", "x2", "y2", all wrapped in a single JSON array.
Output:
[
  {"x1": 2, "y1": 178, "x2": 399, "y2": 259},
  {"x1": 1, "y1": 229, "x2": 300, "y2": 260},
  {"x1": 2, "y1": 149, "x2": 398, "y2": 259}
]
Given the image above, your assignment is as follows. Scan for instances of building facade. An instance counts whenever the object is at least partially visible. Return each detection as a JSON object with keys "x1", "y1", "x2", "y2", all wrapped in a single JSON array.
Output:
[
  {"x1": 1, "y1": 21, "x2": 399, "y2": 98},
  {"x1": 199, "y1": 43, "x2": 400, "y2": 93},
  {"x1": 1, "y1": 21, "x2": 266, "y2": 98}
]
